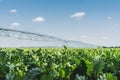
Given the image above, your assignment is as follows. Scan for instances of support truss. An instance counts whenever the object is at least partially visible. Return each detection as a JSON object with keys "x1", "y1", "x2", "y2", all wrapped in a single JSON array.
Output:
[
  {"x1": 0, "y1": 27, "x2": 96, "y2": 47},
  {"x1": 0, "y1": 28, "x2": 64, "y2": 42}
]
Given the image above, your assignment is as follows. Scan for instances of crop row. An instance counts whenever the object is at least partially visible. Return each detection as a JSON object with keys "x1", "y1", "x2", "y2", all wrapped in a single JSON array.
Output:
[{"x1": 0, "y1": 47, "x2": 120, "y2": 80}]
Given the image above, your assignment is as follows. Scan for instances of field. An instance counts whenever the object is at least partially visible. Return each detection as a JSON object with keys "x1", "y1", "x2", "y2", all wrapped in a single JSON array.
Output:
[{"x1": 0, "y1": 47, "x2": 120, "y2": 80}]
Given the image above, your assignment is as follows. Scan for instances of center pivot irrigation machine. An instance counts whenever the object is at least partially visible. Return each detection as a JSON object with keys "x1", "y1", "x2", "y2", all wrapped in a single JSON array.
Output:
[{"x1": 0, "y1": 27, "x2": 96, "y2": 47}]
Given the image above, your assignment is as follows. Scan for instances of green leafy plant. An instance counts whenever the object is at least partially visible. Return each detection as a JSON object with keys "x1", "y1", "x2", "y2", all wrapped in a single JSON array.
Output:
[{"x1": 0, "y1": 48, "x2": 119, "y2": 80}]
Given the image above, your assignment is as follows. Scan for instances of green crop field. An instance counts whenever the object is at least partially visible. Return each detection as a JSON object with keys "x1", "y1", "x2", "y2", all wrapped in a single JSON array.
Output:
[{"x1": 0, "y1": 47, "x2": 120, "y2": 80}]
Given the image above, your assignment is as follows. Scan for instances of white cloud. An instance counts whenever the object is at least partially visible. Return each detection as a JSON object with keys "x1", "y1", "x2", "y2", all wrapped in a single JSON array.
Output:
[
  {"x1": 80, "y1": 35, "x2": 88, "y2": 39},
  {"x1": 115, "y1": 24, "x2": 119, "y2": 27},
  {"x1": 106, "y1": 16, "x2": 112, "y2": 20},
  {"x1": 102, "y1": 36, "x2": 109, "y2": 40},
  {"x1": 32, "y1": 17, "x2": 45, "y2": 23},
  {"x1": 48, "y1": 33, "x2": 56, "y2": 36},
  {"x1": 71, "y1": 12, "x2": 86, "y2": 19},
  {"x1": 10, "y1": 9, "x2": 17, "y2": 13},
  {"x1": 10, "y1": 22, "x2": 20, "y2": 26},
  {"x1": 9, "y1": 22, "x2": 20, "y2": 29}
]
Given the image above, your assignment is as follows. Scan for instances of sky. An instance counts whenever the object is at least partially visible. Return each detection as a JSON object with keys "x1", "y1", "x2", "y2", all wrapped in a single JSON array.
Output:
[{"x1": 0, "y1": 0, "x2": 120, "y2": 47}]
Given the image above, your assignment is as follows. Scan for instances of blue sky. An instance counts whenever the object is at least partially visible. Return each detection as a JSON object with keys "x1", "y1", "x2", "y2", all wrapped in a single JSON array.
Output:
[{"x1": 0, "y1": 0, "x2": 120, "y2": 46}]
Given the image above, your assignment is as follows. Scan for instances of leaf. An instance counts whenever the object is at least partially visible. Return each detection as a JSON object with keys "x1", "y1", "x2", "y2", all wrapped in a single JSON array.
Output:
[
  {"x1": 6, "y1": 73, "x2": 14, "y2": 80},
  {"x1": 106, "y1": 73, "x2": 117, "y2": 80},
  {"x1": 85, "y1": 60, "x2": 94, "y2": 76},
  {"x1": 40, "y1": 75, "x2": 49, "y2": 80},
  {"x1": 60, "y1": 70, "x2": 65, "y2": 78},
  {"x1": 18, "y1": 70, "x2": 24, "y2": 77}
]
